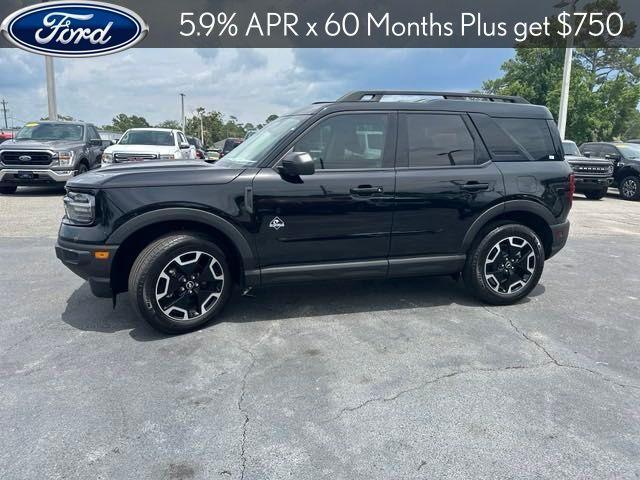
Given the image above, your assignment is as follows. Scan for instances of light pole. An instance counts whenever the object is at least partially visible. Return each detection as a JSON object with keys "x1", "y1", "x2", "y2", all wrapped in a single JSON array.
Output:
[
  {"x1": 200, "y1": 112, "x2": 204, "y2": 144},
  {"x1": 555, "y1": 0, "x2": 579, "y2": 140},
  {"x1": 45, "y1": 56, "x2": 58, "y2": 121},
  {"x1": 179, "y1": 93, "x2": 186, "y2": 133}
]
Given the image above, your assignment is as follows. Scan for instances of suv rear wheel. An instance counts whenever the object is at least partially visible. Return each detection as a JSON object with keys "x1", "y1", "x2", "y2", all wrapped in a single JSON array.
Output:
[
  {"x1": 464, "y1": 224, "x2": 545, "y2": 305},
  {"x1": 0, "y1": 185, "x2": 17, "y2": 195},
  {"x1": 619, "y1": 175, "x2": 640, "y2": 201},
  {"x1": 128, "y1": 233, "x2": 232, "y2": 334}
]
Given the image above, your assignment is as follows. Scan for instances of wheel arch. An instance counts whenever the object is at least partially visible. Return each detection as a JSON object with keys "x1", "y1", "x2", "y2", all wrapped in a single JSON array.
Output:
[
  {"x1": 107, "y1": 208, "x2": 258, "y2": 294},
  {"x1": 463, "y1": 201, "x2": 556, "y2": 259}
]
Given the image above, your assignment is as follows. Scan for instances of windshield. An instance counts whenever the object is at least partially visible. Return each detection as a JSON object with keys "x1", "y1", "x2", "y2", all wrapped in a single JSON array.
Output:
[
  {"x1": 562, "y1": 141, "x2": 580, "y2": 156},
  {"x1": 618, "y1": 144, "x2": 640, "y2": 159},
  {"x1": 119, "y1": 130, "x2": 175, "y2": 146},
  {"x1": 214, "y1": 116, "x2": 307, "y2": 168},
  {"x1": 16, "y1": 122, "x2": 83, "y2": 141}
]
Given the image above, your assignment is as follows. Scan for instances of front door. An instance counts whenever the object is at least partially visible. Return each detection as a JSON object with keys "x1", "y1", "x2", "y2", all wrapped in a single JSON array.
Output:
[{"x1": 252, "y1": 112, "x2": 396, "y2": 280}]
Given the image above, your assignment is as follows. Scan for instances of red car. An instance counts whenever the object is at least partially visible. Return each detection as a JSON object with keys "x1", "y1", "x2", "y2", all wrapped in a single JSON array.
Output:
[{"x1": 0, "y1": 131, "x2": 13, "y2": 143}]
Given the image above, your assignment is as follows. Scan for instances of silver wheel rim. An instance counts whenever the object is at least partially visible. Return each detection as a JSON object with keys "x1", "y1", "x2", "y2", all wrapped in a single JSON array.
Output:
[
  {"x1": 622, "y1": 178, "x2": 637, "y2": 198},
  {"x1": 484, "y1": 236, "x2": 536, "y2": 295},
  {"x1": 155, "y1": 250, "x2": 224, "y2": 321}
]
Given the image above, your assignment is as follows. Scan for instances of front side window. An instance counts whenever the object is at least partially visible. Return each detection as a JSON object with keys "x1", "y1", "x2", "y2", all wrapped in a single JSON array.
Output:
[
  {"x1": 15, "y1": 122, "x2": 84, "y2": 141},
  {"x1": 119, "y1": 130, "x2": 175, "y2": 146},
  {"x1": 293, "y1": 113, "x2": 388, "y2": 169},
  {"x1": 404, "y1": 114, "x2": 475, "y2": 167}
]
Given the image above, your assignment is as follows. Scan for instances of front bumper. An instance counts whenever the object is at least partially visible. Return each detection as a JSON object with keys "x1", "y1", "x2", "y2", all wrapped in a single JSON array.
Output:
[
  {"x1": 549, "y1": 220, "x2": 570, "y2": 258},
  {"x1": 574, "y1": 175, "x2": 612, "y2": 192},
  {"x1": 0, "y1": 168, "x2": 76, "y2": 186},
  {"x1": 55, "y1": 239, "x2": 119, "y2": 298}
]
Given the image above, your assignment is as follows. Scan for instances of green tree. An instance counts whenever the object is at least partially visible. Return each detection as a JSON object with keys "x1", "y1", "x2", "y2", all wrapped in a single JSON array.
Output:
[
  {"x1": 156, "y1": 120, "x2": 181, "y2": 129},
  {"x1": 483, "y1": 48, "x2": 640, "y2": 143},
  {"x1": 110, "y1": 114, "x2": 149, "y2": 131},
  {"x1": 266, "y1": 114, "x2": 279, "y2": 123}
]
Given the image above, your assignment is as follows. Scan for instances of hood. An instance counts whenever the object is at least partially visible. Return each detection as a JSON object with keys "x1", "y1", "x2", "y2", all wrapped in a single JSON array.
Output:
[
  {"x1": 0, "y1": 139, "x2": 84, "y2": 151},
  {"x1": 67, "y1": 160, "x2": 243, "y2": 189},
  {"x1": 105, "y1": 144, "x2": 177, "y2": 154},
  {"x1": 565, "y1": 154, "x2": 612, "y2": 165}
]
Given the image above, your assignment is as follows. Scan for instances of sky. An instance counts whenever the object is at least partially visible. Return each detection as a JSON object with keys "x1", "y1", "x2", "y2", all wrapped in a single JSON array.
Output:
[{"x1": 0, "y1": 48, "x2": 514, "y2": 128}]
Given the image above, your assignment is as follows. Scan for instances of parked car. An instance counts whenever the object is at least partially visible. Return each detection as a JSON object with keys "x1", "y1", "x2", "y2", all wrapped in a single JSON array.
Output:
[
  {"x1": 205, "y1": 148, "x2": 220, "y2": 162},
  {"x1": 187, "y1": 136, "x2": 206, "y2": 160},
  {"x1": 626, "y1": 139, "x2": 640, "y2": 144},
  {"x1": 580, "y1": 142, "x2": 640, "y2": 200},
  {"x1": 56, "y1": 90, "x2": 573, "y2": 333},
  {"x1": 0, "y1": 121, "x2": 107, "y2": 194},
  {"x1": 0, "y1": 130, "x2": 13, "y2": 143},
  {"x1": 215, "y1": 138, "x2": 243, "y2": 159},
  {"x1": 101, "y1": 128, "x2": 196, "y2": 166},
  {"x1": 562, "y1": 140, "x2": 613, "y2": 200}
]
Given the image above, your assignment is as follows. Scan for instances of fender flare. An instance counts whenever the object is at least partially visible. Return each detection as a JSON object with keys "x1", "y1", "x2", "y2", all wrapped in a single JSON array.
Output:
[
  {"x1": 461, "y1": 200, "x2": 557, "y2": 252},
  {"x1": 106, "y1": 207, "x2": 257, "y2": 272}
]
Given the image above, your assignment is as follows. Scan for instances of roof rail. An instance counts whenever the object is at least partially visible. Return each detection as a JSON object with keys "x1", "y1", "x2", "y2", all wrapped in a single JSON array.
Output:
[{"x1": 337, "y1": 90, "x2": 530, "y2": 104}]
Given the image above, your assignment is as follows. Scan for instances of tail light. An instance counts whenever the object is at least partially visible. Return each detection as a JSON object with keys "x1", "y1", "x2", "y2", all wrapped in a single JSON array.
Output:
[{"x1": 567, "y1": 173, "x2": 575, "y2": 206}]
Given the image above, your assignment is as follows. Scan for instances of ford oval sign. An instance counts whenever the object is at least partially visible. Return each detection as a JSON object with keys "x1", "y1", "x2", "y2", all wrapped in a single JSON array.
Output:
[{"x1": 0, "y1": 1, "x2": 148, "y2": 57}]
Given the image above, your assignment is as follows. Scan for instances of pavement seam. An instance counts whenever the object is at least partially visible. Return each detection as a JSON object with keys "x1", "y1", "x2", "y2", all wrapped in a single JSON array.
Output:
[{"x1": 483, "y1": 306, "x2": 640, "y2": 391}]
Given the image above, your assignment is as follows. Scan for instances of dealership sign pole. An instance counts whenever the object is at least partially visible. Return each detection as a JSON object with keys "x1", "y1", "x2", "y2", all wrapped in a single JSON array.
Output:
[{"x1": 44, "y1": 55, "x2": 58, "y2": 121}]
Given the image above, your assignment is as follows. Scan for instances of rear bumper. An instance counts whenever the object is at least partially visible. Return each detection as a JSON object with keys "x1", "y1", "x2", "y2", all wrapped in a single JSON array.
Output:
[
  {"x1": 0, "y1": 168, "x2": 75, "y2": 186},
  {"x1": 574, "y1": 176, "x2": 612, "y2": 191},
  {"x1": 549, "y1": 220, "x2": 570, "y2": 258},
  {"x1": 55, "y1": 239, "x2": 118, "y2": 298}
]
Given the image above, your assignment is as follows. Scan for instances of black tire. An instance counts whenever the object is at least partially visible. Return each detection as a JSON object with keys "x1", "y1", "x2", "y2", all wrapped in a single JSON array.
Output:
[
  {"x1": 463, "y1": 223, "x2": 545, "y2": 305},
  {"x1": 0, "y1": 185, "x2": 17, "y2": 195},
  {"x1": 619, "y1": 175, "x2": 640, "y2": 201},
  {"x1": 128, "y1": 233, "x2": 232, "y2": 334},
  {"x1": 584, "y1": 188, "x2": 608, "y2": 200},
  {"x1": 76, "y1": 163, "x2": 89, "y2": 176}
]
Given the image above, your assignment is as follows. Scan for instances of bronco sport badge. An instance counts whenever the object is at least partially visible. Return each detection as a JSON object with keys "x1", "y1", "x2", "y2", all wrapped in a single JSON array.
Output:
[{"x1": 0, "y1": 1, "x2": 148, "y2": 58}]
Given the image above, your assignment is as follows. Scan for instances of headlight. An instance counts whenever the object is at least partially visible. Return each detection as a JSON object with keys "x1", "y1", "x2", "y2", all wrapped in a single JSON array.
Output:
[
  {"x1": 159, "y1": 154, "x2": 175, "y2": 160},
  {"x1": 608, "y1": 165, "x2": 614, "y2": 175},
  {"x1": 55, "y1": 151, "x2": 74, "y2": 166},
  {"x1": 102, "y1": 152, "x2": 113, "y2": 165},
  {"x1": 63, "y1": 191, "x2": 95, "y2": 225}
]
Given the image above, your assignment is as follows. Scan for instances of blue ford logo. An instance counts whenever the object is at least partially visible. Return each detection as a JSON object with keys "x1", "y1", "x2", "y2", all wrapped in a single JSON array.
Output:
[{"x1": 0, "y1": 1, "x2": 148, "y2": 57}]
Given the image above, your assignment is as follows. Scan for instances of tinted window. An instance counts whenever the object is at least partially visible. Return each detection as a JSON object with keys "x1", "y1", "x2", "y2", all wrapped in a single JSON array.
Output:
[
  {"x1": 405, "y1": 114, "x2": 475, "y2": 167},
  {"x1": 119, "y1": 130, "x2": 175, "y2": 146},
  {"x1": 494, "y1": 118, "x2": 555, "y2": 161},
  {"x1": 600, "y1": 144, "x2": 619, "y2": 159},
  {"x1": 88, "y1": 126, "x2": 101, "y2": 140},
  {"x1": 293, "y1": 114, "x2": 388, "y2": 169},
  {"x1": 470, "y1": 114, "x2": 526, "y2": 160},
  {"x1": 580, "y1": 143, "x2": 601, "y2": 157}
]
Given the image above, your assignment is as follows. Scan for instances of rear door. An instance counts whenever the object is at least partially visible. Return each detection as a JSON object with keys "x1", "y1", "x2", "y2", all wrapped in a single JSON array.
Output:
[
  {"x1": 390, "y1": 112, "x2": 505, "y2": 265},
  {"x1": 252, "y1": 111, "x2": 397, "y2": 275}
]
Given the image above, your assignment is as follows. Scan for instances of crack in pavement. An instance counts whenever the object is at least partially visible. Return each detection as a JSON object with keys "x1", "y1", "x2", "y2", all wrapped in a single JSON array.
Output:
[
  {"x1": 483, "y1": 306, "x2": 640, "y2": 391},
  {"x1": 327, "y1": 361, "x2": 553, "y2": 422}
]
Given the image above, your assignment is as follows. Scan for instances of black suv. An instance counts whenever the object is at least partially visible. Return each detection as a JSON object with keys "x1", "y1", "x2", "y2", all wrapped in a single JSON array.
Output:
[
  {"x1": 0, "y1": 121, "x2": 106, "y2": 194},
  {"x1": 562, "y1": 140, "x2": 613, "y2": 200},
  {"x1": 56, "y1": 91, "x2": 573, "y2": 333},
  {"x1": 580, "y1": 142, "x2": 640, "y2": 201}
]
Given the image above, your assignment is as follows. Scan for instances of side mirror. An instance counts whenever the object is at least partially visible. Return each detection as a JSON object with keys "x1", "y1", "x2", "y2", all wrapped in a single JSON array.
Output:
[
  {"x1": 90, "y1": 138, "x2": 102, "y2": 146},
  {"x1": 179, "y1": 142, "x2": 190, "y2": 149},
  {"x1": 279, "y1": 151, "x2": 315, "y2": 177}
]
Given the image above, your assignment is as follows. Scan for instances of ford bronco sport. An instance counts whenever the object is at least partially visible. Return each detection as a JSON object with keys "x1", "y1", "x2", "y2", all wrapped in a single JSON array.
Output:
[{"x1": 56, "y1": 91, "x2": 573, "y2": 333}]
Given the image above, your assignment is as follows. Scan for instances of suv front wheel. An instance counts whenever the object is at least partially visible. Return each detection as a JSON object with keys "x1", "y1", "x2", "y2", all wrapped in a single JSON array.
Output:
[
  {"x1": 464, "y1": 224, "x2": 545, "y2": 305},
  {"x1": 619, "y1": 175, "x2": 640, "y2": 201},
  {"x1": 128, "y1": 233, "x2": 232, "y2": 333}
]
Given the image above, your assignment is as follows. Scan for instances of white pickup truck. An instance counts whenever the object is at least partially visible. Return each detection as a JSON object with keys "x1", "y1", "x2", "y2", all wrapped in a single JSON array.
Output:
[{"x1": 101, "y1": 128, "x2": 196, "y2": 165}]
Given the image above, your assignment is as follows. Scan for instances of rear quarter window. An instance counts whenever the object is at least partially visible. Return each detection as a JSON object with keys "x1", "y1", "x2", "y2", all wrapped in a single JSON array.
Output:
[{"x1": 470, "y1": 114, "x2": 557, "y2": 161}]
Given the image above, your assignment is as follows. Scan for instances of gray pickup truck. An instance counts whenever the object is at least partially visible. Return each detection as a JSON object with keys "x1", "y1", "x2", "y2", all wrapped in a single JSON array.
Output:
[{"x1": 0, "y1": 121, "x2": 108, "y2": 194}]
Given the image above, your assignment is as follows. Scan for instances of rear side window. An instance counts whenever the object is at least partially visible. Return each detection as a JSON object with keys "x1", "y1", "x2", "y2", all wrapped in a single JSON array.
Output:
[
  {"x1": 471, "y1": 114, "x2": 556, "y2": 161},
  {"x1": 404, "y1": 114, "x2": 476, "y2": 167}
]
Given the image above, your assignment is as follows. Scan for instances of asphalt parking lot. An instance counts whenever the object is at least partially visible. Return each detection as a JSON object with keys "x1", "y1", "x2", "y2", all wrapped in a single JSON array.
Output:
[{"x1": 1, "y1": 187, "x2": 639, "y2": 480}]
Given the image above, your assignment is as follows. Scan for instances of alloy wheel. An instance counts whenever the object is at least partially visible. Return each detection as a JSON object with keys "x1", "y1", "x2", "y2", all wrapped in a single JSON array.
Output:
[
  {"x1": 155, "y1": 250, "x2": 224, "y2": 321},
  {"x1": 484, "y1": 236, "x2": 536, "y2": 294},
  {"x1": 621, "y1": 178, "x2": 637, "y2": 198}
]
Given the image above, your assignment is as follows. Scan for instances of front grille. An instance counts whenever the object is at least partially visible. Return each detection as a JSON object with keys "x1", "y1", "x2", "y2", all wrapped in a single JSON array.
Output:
[
  {"x1": 1, "y1": 150, "x2": 53, "y2": 166},
  {"x1": 571, "y1": 164, "x2": 612, "y2": 176},
  {"x1": 114, "y1": 152, "x2": 158, "y2": 163}
]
